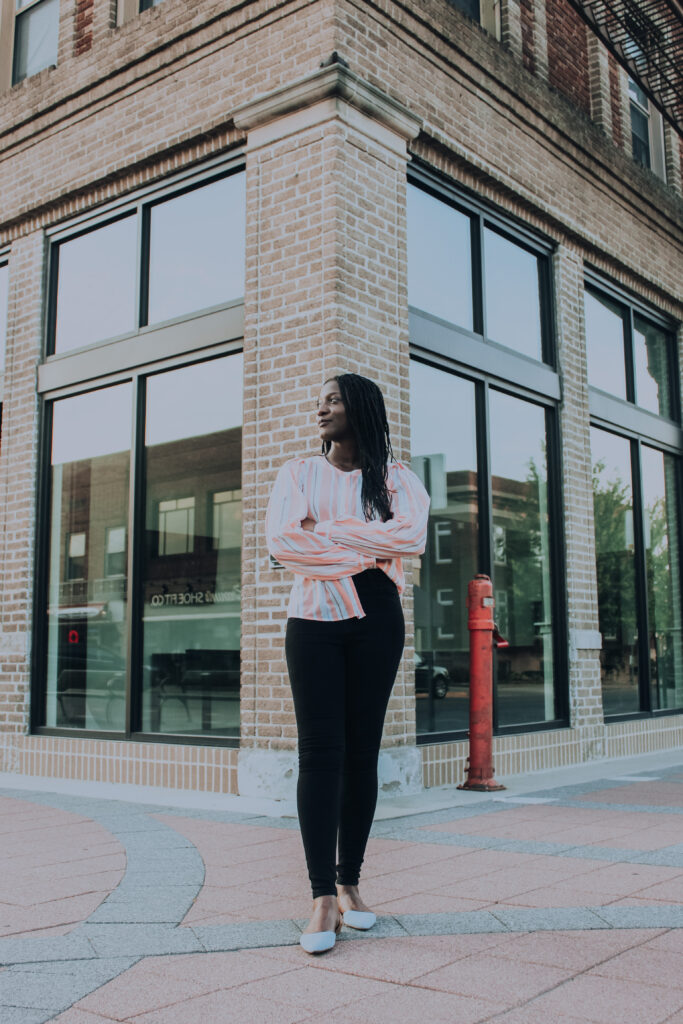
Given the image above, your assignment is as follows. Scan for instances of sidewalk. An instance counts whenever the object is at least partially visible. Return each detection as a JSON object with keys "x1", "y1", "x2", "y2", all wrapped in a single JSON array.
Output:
[{"x1": 2, "y1": 749, "x2": 683, "y2": 1024}]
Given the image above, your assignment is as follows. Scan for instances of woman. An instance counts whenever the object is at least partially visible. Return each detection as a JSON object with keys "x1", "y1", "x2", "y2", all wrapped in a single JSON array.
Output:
[{"x1": 266, "y1": 373, "x2": 429, "y2": 954}]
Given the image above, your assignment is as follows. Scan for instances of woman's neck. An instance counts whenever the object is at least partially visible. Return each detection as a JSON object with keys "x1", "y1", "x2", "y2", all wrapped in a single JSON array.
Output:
[{"x1": 325, "y1": 440, "x2": 360, "y2": 471}]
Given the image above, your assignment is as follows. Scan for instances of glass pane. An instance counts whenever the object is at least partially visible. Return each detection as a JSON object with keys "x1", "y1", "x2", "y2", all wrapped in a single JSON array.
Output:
[
  {"x1": 141, "y1": 355, "x2": 243, "y2": 736},
  {"x1": 641, "y1": 446, "x2": 683, "y2": 710},
  {"x1": 147, "y1": 174, "x2": 246, "y2": 324},
  {"x1": 591, "y1": 428, "x2": 639, "y2": 715},
  {"x1": 489, "y1": 391, "x2": 555, "y2": 725},
  {"x1": 484, "y1": 228, "x2": 542, "y2": 360},
  {"x1": 410, "y1": 361, "x2": 478, "y2": 736},
  {"x1": 630, "y1": 105, "x2": 651, "y2": 168},
  {"x1": 140, "y1": 0, "x2": 166, "y2": 9},
  {"x1": 45, "y1": 385, "x2": 132, "y2": 731},
  {"x1": 0, "y1": 264, "x2": 8, "y2": 374},
  {"x1": 585, "y1": 291, "x2": 627, "y2": 399},
  {"x1": 633, "y1": 316, "x2": 672, "y2": 418},
  {"x1": 13, "y1": 0, "x2": 59, "y2": 84},
  {"x1": 407, "y1": 184, "x2": 473, "y2": 330},
  {"x1": 54, "y1": 217, "x2": 137, "y2": 353}
]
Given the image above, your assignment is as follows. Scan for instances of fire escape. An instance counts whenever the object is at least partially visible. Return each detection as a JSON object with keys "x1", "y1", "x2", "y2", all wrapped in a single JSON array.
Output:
[{"x1": 564, "y1": 0, "x2": 683, "y2": 135}]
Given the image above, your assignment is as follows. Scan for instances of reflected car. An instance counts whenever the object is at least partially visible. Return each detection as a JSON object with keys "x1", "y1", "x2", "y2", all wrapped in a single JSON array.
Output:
[{"x1": 414, "y1": 652, "x2": 450, "y2": 699}]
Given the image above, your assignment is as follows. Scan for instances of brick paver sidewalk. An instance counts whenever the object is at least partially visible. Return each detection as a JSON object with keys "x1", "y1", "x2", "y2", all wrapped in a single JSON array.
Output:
[{"x1": 2, "y1": 756, "x2": 683, "y2": 1023}]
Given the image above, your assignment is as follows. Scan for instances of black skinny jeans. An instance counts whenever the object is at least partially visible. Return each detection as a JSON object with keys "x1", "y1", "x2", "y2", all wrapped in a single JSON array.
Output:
[{"x1": 285, "y1": 568, "x2": 405, "y2": 899}]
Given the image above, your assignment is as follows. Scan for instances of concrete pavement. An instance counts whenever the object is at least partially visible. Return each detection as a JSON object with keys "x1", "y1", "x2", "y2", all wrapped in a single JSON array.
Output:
[{"x1": 2, "y1": 749, "x2": 683, "y2": 1023}]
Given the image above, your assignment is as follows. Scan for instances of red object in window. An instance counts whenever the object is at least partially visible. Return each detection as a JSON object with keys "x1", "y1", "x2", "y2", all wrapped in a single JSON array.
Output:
[{"x1": 68, "y1": 629, "x2": 80, "y2": 645}]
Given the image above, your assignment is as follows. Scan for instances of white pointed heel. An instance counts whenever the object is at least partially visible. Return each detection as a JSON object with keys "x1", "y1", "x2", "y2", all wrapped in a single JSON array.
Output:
[
  {"x1": 300, "y1": 916, "x2": 342, "y2": 954},
  {"x1": 342, "y1": 910, "x2": 376, "y2": 930}
]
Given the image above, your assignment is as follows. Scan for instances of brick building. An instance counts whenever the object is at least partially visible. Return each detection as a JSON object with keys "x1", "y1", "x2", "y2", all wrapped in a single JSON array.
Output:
[{"x1": 0, "y1": 0, "x2": 681, "y2": 798}]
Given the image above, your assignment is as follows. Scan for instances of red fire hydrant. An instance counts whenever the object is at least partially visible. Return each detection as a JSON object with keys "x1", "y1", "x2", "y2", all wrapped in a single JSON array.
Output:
[{"x1": 458, "y1": 574, "x2": 506, "y2": 792}]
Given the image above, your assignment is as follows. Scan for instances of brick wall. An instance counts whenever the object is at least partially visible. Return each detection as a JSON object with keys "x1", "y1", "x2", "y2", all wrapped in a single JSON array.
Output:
[
  {"x1": 0, "y1": 231, "x2": 44, "y2": 733},
  {"x1": 520, "y1": 0, "x2": 535, "y2": 74},
  {"x1": 545, "y1": 0, "x2": 590, "y2": 115},
  {"x1": 608, "y1": 53, "x2": 624, "y2": 148},
  {"x1": 74, "y1": 0, "x2": 95, "y2": 56}
]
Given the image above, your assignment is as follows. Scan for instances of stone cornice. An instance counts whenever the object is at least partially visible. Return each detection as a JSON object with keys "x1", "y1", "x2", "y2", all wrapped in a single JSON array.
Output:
[{"x1": 232, "y1": 59, "x2": 422, "y2": 142}]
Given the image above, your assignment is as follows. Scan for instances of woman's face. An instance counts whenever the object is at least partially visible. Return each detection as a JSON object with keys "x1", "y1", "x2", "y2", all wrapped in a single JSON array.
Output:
[{"x1": 316, "y1": 381, "x2": 352, "y2": 444}]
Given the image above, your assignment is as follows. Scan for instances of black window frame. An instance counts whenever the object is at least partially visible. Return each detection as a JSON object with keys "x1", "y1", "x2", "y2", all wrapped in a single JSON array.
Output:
[
  {"x1": 12, "y1": 0, "x2": 60, "y2": 86},
  {"x1": 586, "y1": 270, "x2": 683, "y2": 723},
  {"x1": 31, "y1": 156, "x2": 246, "y2": 748},
  {"x1": 408, "y1": 164, "x2": 568, "y2": 744},
  {"x1": 44, "y1": 160, "x2": 246, "y2": 363}
]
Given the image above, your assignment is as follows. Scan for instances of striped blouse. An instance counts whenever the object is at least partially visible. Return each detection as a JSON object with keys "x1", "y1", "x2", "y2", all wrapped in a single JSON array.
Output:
[{"x1": 265, "y1": 455, "x2": 430, "y2": 621}]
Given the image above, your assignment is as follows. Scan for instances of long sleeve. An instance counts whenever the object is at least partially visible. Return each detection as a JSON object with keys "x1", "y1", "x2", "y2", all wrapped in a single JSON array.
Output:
[
  {"x1": 313, "y1": 462, "x2": 430, "y2": 559},
  {"x1": 266, "y1": 460, "x2": 374, "y2": 580}
]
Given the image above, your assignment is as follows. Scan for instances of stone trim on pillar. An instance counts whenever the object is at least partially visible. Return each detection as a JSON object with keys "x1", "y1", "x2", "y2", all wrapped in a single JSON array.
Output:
[
  {"x1": 554, "y1": 245, "x2": 605, "y2": 751},
  {"x1": 233, "y1": 59, "x2": 422, "y2": 153},
  {"x1": 236, "y1": 60, "x2": 424, "y2": 799}
]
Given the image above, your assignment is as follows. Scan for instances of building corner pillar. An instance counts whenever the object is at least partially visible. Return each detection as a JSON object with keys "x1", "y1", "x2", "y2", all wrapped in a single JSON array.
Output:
[
  {"x1": 236, "y1": 60, "x2": 425, "y2": 799},
  {"x1": 554, "y1": 245, "x2": 605, "y2": 756}
]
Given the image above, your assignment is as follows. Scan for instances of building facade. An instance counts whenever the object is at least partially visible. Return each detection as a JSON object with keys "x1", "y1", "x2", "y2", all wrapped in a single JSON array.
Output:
[{"x1": 0, "y1": 0, "x2": 681, "y2": 797}]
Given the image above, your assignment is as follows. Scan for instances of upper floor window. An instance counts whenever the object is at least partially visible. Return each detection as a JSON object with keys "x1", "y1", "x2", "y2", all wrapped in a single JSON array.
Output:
[
  {"x1": 628, "y1": 78, "x2": 667, "y2": 181},
  {"x1": 446, "y1": 0, "x2": 500, "y2": 37},
  {"x1": 585, "y1": 287, "x2": 677, "y2": 421},
  {"x1": 13, "y1": 0, "x2": 59, "y2": 85},
  {"x1": 49, "y1": 171, "x2": 245, "y2": 356},
  {"x1": 140, "y1": 0, "x2": 165, "y2": 8},
  {"x1": 408, "y1": 181, "x2": 551, "y2": 366}
]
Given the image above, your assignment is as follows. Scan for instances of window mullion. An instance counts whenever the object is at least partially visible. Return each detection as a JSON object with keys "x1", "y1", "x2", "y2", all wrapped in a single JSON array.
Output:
[
  {"x1": 623, "y1": 306, "x2": 636, "y2": 405},
  {"x1": 124, "y1": 374, "x2": 146, "y2": 736},
  {"x1": 471, "y1": 216, "x2": 484, "y2": 337},
  {"x1": 630, "y1": 439, "x2": 652, "y2": 712}
]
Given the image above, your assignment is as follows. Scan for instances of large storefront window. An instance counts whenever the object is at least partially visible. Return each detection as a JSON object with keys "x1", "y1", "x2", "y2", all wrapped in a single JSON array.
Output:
[
  {"x1": 410, "y1": 364, "x2": 562, "y2": 736},
  {"x1": 408, "y1": 173, "x2": 563, "y2": 740},
  {"x1": 141, "y1": 359, "x2": 242, "y2": 736},
  {"x1": 51, "y1": 171, "x2": 245, "y2": 354},
  {"x1": 39, "y1": 354, "x2": 242, "y2": 738},
  {"x1": 45, "y1": 385, "x2": 132, "y2": 729},
  {"x1": 587, "y1": 279, "x2": 682, "y2": 717}
]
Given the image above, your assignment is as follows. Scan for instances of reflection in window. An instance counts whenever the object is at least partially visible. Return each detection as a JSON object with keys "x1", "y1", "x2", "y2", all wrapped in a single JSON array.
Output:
[
  {"x1": 484, "y1": 229, "x2": 542, "y2": 360},
  {"x1": 585, "y1": 291, "x2": 627, "y2": 399},
  {"x1": 641, "y1": 446, "x2": 683, "y2": 711},
  {"x1": 407, "y1": 184, "x2": 473, "y2": 330},
  {"x1": 54, "y1": 216, "x2": 137, "y2": 354},
  {"x1": 489, "y1": 390, "x2": 555, "y2": 726},
  {"x1": 13, "y1": 0, "x2": 59, "y2": 84},
  {"x1": 213, "y1": 489, "x2": 242, "y2": 550},
  {"x1": 591, "y1": 428, "x2": 639, "y2": 715},
  {"x1": 410, "y1": 360, "x2": 478, "y2": 736},
  {"x1": 141, "y1": 356, "x2": 243, "y2": 737},
  {"x1": 147, "y1": 175, "x2": 246, "y2": 325},
  {"x1": 0, "y1": 263, "x2": 8, "y2": 373},
  {"x1": 66, "y1": 532, "x2": 86, "y2": 581},
  {"x1": 158, "y1": 497, "x2": 195, "y2": 556},
  {"x1": 45, "y1": 384, "x2": 132, "y2": 731},
  {"x1": 633, "y1": 316, "x2": 672, "y2": 419},
  {"x1": 105, "y1": 526, "x2": 126, "y2": 578},
  {"x1": 140, "y1": 0, "x2": 166, "y2": 8}
]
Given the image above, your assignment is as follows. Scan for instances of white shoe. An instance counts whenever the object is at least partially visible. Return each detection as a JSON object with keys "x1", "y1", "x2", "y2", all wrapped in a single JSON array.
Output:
[
  {"x1": 342, "y1": 910, "x2": 376, "y2": 930},
  {"x1": 300, "y1": 917, "x2": 342, "y2": 954}
]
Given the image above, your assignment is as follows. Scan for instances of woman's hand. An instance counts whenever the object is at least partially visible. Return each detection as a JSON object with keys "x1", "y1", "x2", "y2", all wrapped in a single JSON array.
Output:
[{"x1": 301, "y1": 517, "x2": 317, "y2": 532}]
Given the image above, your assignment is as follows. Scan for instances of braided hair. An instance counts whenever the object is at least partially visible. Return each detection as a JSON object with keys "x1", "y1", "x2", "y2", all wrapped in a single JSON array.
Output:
[{"x1": 322, "y1": 373, "x2": 395, "y2": 522}]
